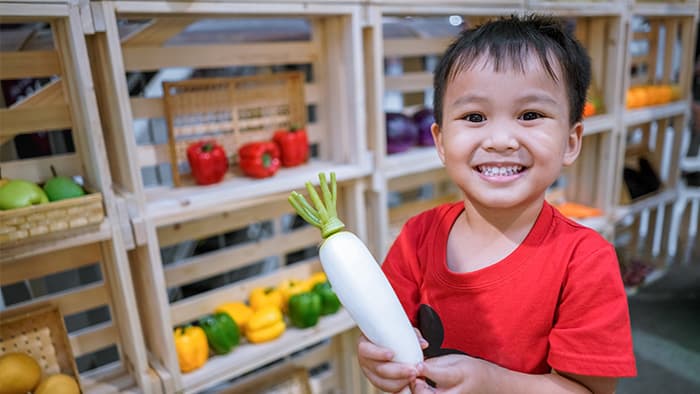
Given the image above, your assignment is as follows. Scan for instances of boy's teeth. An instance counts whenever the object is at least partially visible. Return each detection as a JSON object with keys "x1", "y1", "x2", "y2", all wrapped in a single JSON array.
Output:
[{"x1": 478, "y1": 165, "x2": 523, "y2": 177}]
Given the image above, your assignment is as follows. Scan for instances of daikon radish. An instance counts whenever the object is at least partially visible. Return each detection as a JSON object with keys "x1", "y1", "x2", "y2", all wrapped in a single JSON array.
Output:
[{"x1": 288, "y1": 172, "x2": 423, "y2": 365}]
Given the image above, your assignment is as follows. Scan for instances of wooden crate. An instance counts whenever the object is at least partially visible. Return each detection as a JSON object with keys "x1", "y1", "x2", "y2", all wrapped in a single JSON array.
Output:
[
  {"x1": 0, "y1": 304, "x2": 81, "y2": 389},
  {"x1": 87, "y1": 1, "x2": 371, "y2": 230},
  {"x1": 617, "y1": 113, "x2": 687, "y2": 205},
  {"x1": 162, "y1": 72, "x2": 306, "y2": 186},
  {"x1": 0, "y1": 2, "x2": 159, "y2": 392},
  {"x1": 124, "y1": 181, "x2": 365, "y2": 393}
]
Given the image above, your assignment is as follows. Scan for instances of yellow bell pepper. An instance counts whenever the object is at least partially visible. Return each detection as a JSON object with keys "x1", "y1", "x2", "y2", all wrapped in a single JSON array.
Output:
[
  {"x1": 215, "y1": 302, "x2": 253, "y2": 333},
  {"x1": 249, "y1": 286, "x2": 283, "y2": 311},
  {"x1": 245, "y1": 306, "x2": 286, "y2": 344},
  {"x1": 277, "y1": 278, "x2": 312, "y2": 309},
  {"x1": 173, "y1": 325, "x2": 208, "y2": 373},
  {"x1": 306, "y1": 271, "x2": 328, "y2": 289}
]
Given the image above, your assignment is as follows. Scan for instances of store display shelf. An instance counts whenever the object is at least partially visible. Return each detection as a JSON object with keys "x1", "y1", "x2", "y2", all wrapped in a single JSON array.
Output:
[
  {"x1": 144, "y1": 157, "x2": 372, "y2": 226},
  {"x1": 614, "y1": 188, "x2": 678, "y2": 221},
  {"x1": 631, "y1": 1, "x2": 699, "y2": 17},
  {"x1": 526, "y1": 1, "x2": 625, "y2": 16},
  {"x1": 381, "y1": 147, "x2": 442, "y2": 180},
  {"x1": 0, "y1": 219, "x2": 113, "y2": 264},
  {"x1": 81, "y1": 363, "x2": 146, "y2": 394},
  {"x1": 572, "y1": 215, "x2": 610, "y2": 234},
  {"x1": 180, "y1": 309, "x2": 356, "y2": 394},
  {"x1": 623, "y1": 100, "x2": 689, "y2": 126},
  {"x1": 583, "y1": 113, "x2": 616, "y2": 136}
]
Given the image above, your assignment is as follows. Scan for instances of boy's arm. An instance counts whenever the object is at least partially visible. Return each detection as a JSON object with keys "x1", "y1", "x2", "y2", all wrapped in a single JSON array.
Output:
[{"x1": 414, "y1": 354, "x2": 617, "y2": 394}]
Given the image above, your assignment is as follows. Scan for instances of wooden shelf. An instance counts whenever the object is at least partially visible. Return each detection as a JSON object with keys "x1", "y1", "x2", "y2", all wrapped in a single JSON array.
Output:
[
  {"x1": 583, "y1": 113, "x2": 616, "y2": 135},
  {"x1": 181, "y1": 309, "x2": 356, "y2": 394},
  {"x1": 615, "y1": 188, "x2": 678, "y2": 220},
  {"x1": 623, "y1": 100, "x2": 690, "y2": 126},
  {"x1": 631, "y1": 1, "x2": 700, "y2": 16},
  {"x1": 526, "y1": 1, "x2": 625, "y2": 16},
  {"x1": 381, "y1": 147, "x2": 442, "y2": 180},
  {"x1": 0, "y1": 219, "x2": 113, "y2": 264},
  {"x1": 144, "y1": 157, "x2": 372, "y2": 226}
]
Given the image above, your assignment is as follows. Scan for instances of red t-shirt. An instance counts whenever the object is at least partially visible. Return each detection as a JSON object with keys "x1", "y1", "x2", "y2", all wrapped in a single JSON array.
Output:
[{"x1": 382, "y1": 201, "x2": 636, "y2": 377}]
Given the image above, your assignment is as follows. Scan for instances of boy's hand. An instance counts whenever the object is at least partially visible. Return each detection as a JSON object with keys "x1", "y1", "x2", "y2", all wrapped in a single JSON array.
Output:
[
  {"x1": 412, "y1": 354, "x2": 488, "y2": 393},
  {"x1": 357, "y1": 329, "x2": 428, "y2": 393}
]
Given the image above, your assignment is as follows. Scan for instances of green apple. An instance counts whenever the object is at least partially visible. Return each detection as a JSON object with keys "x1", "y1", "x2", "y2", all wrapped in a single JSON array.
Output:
[
  {"x1": 43, "y1": 176, "x2": 85, "y2": 202},
  {"x1": 0, "y1": 179, "x2": 49, "y2": 210}
]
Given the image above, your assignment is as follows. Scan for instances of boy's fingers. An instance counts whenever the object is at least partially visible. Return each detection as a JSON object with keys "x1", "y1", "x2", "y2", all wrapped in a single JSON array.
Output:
[
  {"x1": 358, "y1": 337, "x2": 394, "y2": 361},
  {"x1": 411, "y1": 378, "x2": 435, "y2": 394},
  {"x1": 414, "y1": 327, "x2": 429, "y2": 349},
  {"x1": 417, "y1": 360, "x2": 459, "y2": 387}
]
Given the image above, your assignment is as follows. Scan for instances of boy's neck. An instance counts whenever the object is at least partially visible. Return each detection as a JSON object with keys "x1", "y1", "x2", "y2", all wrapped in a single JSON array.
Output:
[{"x1": 461, "y1": 197, "x2": 544, "y2": 241}]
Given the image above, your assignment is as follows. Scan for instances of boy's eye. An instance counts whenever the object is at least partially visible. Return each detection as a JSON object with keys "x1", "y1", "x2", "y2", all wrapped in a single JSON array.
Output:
[
  {"x1": 464, "y1": 113, "x2": 485, "y2": 123},
  {"x1": 520, "y1": 111, "x2": 543, "y2": 121}
]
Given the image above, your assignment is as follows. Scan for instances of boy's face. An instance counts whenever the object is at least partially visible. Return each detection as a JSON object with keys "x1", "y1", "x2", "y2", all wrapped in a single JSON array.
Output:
[{"x1": 431, "y1": 54, "x2": 582, "y2": 211}]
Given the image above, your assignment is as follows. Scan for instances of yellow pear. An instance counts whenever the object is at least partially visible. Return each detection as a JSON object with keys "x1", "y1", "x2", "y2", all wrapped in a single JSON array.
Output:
[
  {"x1": 0, "y1": 352, "x2": 42, "y2": 394},
  {"x1": 35, "y1": 373, "x2": 81, "y2": 394}
]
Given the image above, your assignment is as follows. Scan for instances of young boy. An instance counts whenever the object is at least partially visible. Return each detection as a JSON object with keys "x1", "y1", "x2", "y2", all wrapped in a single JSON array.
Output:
[{"x1": 358, "y1": 14, "x2": 636, "y2": 393}]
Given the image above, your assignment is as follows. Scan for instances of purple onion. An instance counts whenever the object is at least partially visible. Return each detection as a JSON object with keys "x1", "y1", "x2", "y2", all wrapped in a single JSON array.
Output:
[
  {"x1": 385, "y1": 112, "x2": 419, "y2": 154},
  {"x1": 412, "y1": 107, "x2": 435, "y2": 146}
]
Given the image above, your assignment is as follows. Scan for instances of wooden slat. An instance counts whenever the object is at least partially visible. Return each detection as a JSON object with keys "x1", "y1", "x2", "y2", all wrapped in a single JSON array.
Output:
[
  {"x1": 0, "y1": 243, "x2": 102, "y2": 285},
  {"x1": 122, "y1": 42, "x2": 316, "y2": 71},
  {"x1": 69, "y1": 322, "x2": 118, "y2": 357},
  {"x1": 130, "y1": 82, "x2": 320, "y2": 120},
  {"x1": 157, "y1": 199, "x2": 292, "y2": 247},
  {"x1": 388, "y1": 167, "x2": 450, "y2": 192},
  {"x1": 0, "y1": 50, "x2": 61, "y2": 79},
  {"x1": 7, "y1": 283, "x2": 110, "y2": 317},
  {"x1": 170, "y1": 259, "x2": 321, "y2": 326},
  {"x1": 383, "y1": 37, "x2": 452, "y2": 57},
  {"x1": 164, "y1": 226, "x2": 319, "y2": 287},
  {"x1": 10, "y1": 79, "x2": 66, "y2": 108},
  {"x1": 384, "y1": 72, "x2": 433, "y2": 92},
  {"x1": 122, "y1": 17, "x2": 197, "y2": 47},
  {"x1": 389, "y1": 194, "x2": 459, "y2": 225},
  {"x1": 0, "y1": 153, "x2": 81, "y2": 184},
  {"x1": 0, "y1": 104, "x2": 72, "y2": 136}
]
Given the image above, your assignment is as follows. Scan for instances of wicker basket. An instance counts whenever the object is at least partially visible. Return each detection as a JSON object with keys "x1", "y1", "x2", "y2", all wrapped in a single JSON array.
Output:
[
  {"x1": 0, "y1": 303, "x2": 82, "y2": 390},
  {"x1": 0, "y1": 191, "x2": 104, "y2": 248}
]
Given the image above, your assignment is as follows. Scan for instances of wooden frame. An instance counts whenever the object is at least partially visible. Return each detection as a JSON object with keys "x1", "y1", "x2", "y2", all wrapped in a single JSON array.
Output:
[{"x1": 0, "y1": 2, "x2": 157, "y2": 392}]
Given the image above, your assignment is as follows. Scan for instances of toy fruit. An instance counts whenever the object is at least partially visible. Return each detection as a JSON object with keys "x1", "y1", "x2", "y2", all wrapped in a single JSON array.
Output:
[
  {"x1": 313, "y1": 281, "x2": 341, "y2": 315},
  {"x1": 0, "y1": 352, "x2": 42, "y2": 394},
  {"x1": 273, "y1": 125, "x2": 309, "y2": 167},
  {"x1": 288, "y1": 291, "x2": 322, "y2": 328},
  {"x1": 249, "y1": 286, "x2": 283, "y2": 311},
  {"x1": 187, "y1": 140, "x2": 229, "y2": 185},
  {"x1": 199, "y1": 312, "x2": 240, "y2": 355},
  {"x1": 0, "y1": 179, "x2": 49, "y2": 210},
  {"x1": 173, "y1": 325, "x2": 209, "y2": 373},
  {"x1": 215, "y1": 302, "x2": 253, "y2": 333},
  {"x1": 245, "y1": 306, "x2": 286, "y2": 344},
  {"x1": 238, "y1": 141, "x2": 281, "y2": 178},
  {"x1": 34, "y1": 374, "x2": 80, "y2": 394},
  {"x1": 43, "y1": 166, "x2": 85, "y2": 202}
]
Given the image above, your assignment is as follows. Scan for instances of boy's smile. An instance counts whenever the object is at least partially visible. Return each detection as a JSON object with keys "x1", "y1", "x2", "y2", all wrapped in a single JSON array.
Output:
[{"x1": 432, "y1": 54, "x2": 582, "y2": 212}]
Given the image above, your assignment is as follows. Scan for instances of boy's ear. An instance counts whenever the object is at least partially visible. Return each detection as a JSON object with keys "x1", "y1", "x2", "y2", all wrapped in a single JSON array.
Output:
[
  {"x1": 431, "y1": 123, "x2": 445, "y2": 164},
  {"x1": 563, "y1": 122, "x2": 584, "y2": 166}
]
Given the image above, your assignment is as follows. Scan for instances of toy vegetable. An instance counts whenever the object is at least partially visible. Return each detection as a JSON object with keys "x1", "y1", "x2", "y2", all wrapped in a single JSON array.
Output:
[
  {"x1": 278, "y1": 278, "x2": 311, "y2": 308},
  {"x1": 215, "y1": 302, "x2": 253, "y2": 333},
  {"x1": 173, "y1": 325, "x2": 208, "y2": 373},
  {"x1": 288, "y1": 172, "x2": 423, "y2": 365},
  {"x1": 238, "y1": 141, "x2": 280, "y2": 178},
  {"x1": 288, "y1": 291, "x2": 322, "y2": 328},
  {"x1": 186, "y1": 140, "x2": 229, "y2": 185},
  {"x1": 273, "y1": 125, "x2": 309, "y2": 167},
  {"x1": 313, "y1": 281, "x2": 341, "y2": 315},
  {"x1": 249, "y1": 286, "x2": 283, "y2": 311},
  {"x1": 245, "y1": 306, "x2": 286, "y2": 344},
  {"x1": 199, "y1": 312, "x2": 240, "y2": 355}
]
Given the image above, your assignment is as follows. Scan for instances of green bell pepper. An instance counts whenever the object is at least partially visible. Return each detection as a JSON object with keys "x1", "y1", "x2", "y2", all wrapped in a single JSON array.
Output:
[
  {"x1": 313, "y1": 281, "x2": 341, "y2": 315},
  {"x1": 288, "y1": 291, "x2": 322, "y2": 328},
  {"x1": 199, "y1": 312, "x2": 240, "y2": 354}
]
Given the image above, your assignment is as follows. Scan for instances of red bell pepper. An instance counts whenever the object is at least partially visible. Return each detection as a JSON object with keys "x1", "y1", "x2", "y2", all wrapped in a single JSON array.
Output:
[
  {"x1": 238, "y1": 141, "x2": 281, "y2": 178},
  {"x1": 273, "y1": 126, "x2": 309, "y2": 167},
  {"x1": 186, "y1": 140, "x2": 229, "y2": 185}
]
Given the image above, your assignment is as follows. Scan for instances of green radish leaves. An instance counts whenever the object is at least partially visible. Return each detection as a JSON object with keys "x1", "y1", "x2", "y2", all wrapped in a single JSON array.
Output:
[{"x1": 288, "y1": 172, "x2": 345, "y2": 239}]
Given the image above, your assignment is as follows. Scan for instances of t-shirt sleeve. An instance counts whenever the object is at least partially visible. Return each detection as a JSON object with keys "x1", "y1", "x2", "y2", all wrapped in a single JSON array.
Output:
[
  {"x1": 548, "y1": 242, "x2": 637, "y2": 377},
  {"x1": 381, "y1": 217, "x2": 424, "y2": 327}
]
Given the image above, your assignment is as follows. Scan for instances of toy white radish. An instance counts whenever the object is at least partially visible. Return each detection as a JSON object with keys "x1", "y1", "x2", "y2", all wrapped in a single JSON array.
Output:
[{"x1": 288, "y1": 172, "x2": 423, "y2": 365}]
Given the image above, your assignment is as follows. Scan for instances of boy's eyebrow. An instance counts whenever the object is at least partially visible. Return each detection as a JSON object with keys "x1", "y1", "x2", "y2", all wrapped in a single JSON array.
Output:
[
  {"x1": 451, "y1": 94, "x2": 489, "y2": 107},
  {"x1": 515, "y1": 93, "x2": 559, "y2": 106}
]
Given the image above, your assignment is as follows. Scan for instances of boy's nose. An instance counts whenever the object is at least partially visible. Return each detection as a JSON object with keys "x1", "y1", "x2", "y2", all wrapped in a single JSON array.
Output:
[{"x1": 483, "y1": 126, "x2": 519, "y2": 152}]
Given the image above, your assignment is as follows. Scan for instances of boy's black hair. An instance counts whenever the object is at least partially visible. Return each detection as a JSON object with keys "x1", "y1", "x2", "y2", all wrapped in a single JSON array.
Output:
[{"x1": 432, "y1": 14, "x2": 592, "y2": 126}]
